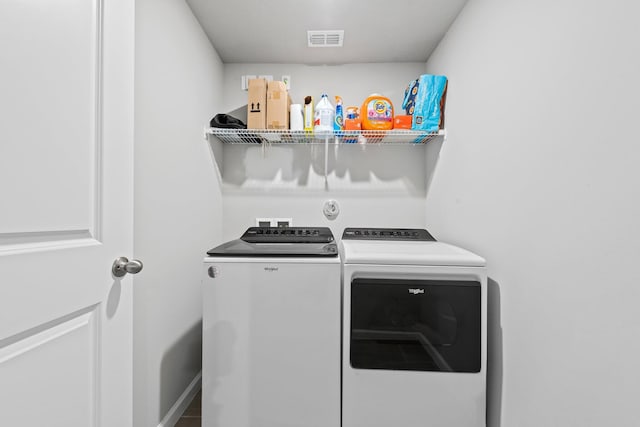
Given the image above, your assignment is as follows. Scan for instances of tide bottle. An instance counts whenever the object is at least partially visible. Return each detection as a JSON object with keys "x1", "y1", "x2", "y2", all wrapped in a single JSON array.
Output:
[{"x1": 361, "y1": 94, "x2": 394, "y2": 130}]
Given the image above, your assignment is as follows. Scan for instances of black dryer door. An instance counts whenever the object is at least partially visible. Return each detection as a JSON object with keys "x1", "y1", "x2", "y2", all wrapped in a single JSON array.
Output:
[{"x1": 350, "y1": 278, "x2": 481, "y2": 373}]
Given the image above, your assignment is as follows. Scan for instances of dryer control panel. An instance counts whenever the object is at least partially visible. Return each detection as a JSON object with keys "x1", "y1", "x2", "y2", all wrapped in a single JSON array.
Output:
[{"x1": 342, "y1": 228, "x2": 436, "y2": 241}]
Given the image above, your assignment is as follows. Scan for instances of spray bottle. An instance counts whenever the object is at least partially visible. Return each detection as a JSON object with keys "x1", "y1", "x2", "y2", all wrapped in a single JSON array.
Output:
[{"x1": 333, "y1": 96, "x2": 344, "y2": 135}]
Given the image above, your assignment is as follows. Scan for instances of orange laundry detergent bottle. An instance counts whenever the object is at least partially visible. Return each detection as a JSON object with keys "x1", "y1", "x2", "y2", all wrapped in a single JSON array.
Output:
[{"x1": 361, "y1": 94, "x2": 394, "y2": 130}]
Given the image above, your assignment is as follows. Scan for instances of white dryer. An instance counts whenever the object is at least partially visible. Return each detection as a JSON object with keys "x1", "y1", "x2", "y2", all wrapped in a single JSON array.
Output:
[
  {"x1": 340, "y1": 228, "x2": 487, "y2": 427},
  {"x1": 203, "y1": 227, "x2": 341, "y2": 427}
]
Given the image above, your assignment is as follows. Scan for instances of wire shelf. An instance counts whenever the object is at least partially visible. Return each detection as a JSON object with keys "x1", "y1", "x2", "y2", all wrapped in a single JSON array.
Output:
[{"x1": 205, "y1": 128, "x2": 444, "y2": 145}]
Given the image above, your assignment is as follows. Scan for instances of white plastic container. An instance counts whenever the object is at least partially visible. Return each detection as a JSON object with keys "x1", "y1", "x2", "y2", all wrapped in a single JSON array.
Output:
[
  {"x1": 290, "y1": 104, "x2": 304, "y2": 130},
  {"x1": 314, "y1": 93, "x2": 334, "y2": 136}
]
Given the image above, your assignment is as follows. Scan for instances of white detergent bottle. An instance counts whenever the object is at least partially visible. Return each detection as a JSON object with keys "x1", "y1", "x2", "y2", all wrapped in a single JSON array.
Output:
[{"x1": 314, "y1": 93, "x2": 334, "y2": 137}]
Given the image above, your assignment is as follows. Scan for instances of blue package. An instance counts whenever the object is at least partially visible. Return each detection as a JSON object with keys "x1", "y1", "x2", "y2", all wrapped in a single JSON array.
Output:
[
  {"x1": 402, "y1": 79, "x2": 419, "y2": 115},
  {"x1": 402, "y1": 74, "x2": 448, "y2": 132}
]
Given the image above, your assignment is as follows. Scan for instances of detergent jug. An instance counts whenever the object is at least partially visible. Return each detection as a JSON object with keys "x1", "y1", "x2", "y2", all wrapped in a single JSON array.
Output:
[
  {"x1": 361, "y1": 94, "x2": 394, "y2": 130},
  {"x1": 314, "y1": 93, "x2": 334, "y2": 136}
]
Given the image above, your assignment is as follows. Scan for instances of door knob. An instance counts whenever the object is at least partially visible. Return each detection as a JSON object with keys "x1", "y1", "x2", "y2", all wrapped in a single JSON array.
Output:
[{"x1": 112, "y1": 257, "x2": 144, "y2": 277}]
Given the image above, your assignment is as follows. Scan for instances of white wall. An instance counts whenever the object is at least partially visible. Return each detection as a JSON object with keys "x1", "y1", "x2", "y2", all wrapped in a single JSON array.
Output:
[
  {"x1": 218, "y1": 63, "x2": 432, "y2": 240},
  {"x1": 134, "y1": 0, "x2": 224, "y2": 426},
  {"x1": 424, "y1": 0, "x2": 640, "y2": 426}
]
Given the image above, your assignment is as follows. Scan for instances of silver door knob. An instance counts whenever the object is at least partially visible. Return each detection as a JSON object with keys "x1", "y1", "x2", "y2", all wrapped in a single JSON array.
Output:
[{"x1": 112, "y1": 257, "x2": 144, "y2": 277}]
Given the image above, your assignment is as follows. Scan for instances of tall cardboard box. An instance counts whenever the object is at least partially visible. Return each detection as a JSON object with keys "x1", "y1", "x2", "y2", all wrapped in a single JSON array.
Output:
[
  {"x1": 247, "y1": 78, "x2": 267, "y2": 129},
  {"x1": 266, "y1": 80, "x2": 291, "y2": 130}
]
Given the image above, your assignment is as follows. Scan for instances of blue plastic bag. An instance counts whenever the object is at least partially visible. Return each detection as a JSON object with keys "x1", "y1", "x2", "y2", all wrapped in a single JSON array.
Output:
[{"x1": 402, "y1": 74, "x2": 448, "y2": 132}]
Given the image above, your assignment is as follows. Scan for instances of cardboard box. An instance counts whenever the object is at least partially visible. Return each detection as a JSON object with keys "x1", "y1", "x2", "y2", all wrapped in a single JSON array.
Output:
[
  {"x1": 266, "y1": 80, "x2": 291, "y2": 130},
  {"x1": 247, "y1": 78, "x2": 267, "y2": 129}
]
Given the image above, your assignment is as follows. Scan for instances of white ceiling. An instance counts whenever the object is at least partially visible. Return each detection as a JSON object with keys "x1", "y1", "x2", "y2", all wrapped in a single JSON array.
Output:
[{"x1": 186, "y1": 0, "x2": 469, "y2": 64}]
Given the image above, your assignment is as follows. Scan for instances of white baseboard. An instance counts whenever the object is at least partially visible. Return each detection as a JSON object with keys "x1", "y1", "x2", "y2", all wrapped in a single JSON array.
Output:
[{"x1": 157, "y1": 371, "x2": 202, "y2": 427}]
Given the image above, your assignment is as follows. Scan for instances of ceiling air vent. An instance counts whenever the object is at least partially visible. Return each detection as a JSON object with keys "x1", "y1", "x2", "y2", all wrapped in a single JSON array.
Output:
[{"x1": 307, "y1": 30, "x2": 344, "y2": 48}]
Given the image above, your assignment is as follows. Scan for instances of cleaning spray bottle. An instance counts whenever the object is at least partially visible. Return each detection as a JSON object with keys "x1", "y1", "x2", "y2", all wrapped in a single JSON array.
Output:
[{"x1": 333, "y1": 96, "x2": 344, "y2": 135}]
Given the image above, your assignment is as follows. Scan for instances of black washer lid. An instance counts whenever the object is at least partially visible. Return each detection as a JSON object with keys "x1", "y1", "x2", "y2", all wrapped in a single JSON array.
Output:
[
  {"x1": 206, "y1": 227, "x2": 338, "y2": 257},
  {"x1": 342, "y1": 228, "x2": 436, "y2": 241}
]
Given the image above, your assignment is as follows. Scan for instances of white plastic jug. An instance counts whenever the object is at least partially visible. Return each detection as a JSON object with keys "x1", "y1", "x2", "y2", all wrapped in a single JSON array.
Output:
[
  {"x1": 290, "y1": 104, "x2": 304, "y2": 130},
  {"x1": 314, "y1": 93, "x2": 334, "y2": 136}
]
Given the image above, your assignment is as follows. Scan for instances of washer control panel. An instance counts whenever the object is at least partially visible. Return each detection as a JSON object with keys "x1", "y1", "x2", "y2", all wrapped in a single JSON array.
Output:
[
  {"x1": 241, "y1": 227, "x2": 335, "y2": 243},
  {"x1": 342, "y1": 228, "x2": 436, "y2": 241}
]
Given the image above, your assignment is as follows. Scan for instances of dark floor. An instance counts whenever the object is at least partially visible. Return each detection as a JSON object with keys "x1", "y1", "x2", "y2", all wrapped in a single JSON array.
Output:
[{"x1": 175, "y1": 390, "x2": 201, "y2": 427}]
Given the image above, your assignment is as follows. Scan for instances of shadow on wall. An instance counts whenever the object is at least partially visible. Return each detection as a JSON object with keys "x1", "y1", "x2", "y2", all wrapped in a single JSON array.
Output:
[
  {"x1": 487, "y1": 278, "x2": 503, "y2": 427},
  {"x1": 159, "y1": 320, "x2": 203, "y2": 421},
  {"x1": 106, "y1": 279, "x2": 122, "y2": 319},
  {"x1": 201, "y1": 319, "x2": 237, "y2": 426},
  {"x1": 211, "y1": 141, "x2": 444, "y2": 197},
  {"x1": 424, "y1": 135, "x2": 444, "y2": 199}
]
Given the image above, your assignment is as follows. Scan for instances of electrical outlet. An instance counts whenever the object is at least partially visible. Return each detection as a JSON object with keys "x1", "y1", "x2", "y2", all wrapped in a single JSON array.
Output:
[
  {"x1": 256, "y1": 218, "x2": 272, "y2": 227},
  {"x1": 274, "y1": 218, "x2": 293, "y2": 228},
  {"x1": 255, "y1": 218, "x2": 293, "y2": 227},
  {"x1": 243, "y1": 75, "x2": 258, "y2": 90}
]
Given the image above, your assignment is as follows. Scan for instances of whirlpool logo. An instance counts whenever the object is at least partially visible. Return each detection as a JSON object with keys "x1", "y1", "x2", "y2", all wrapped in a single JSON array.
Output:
[
  {"x1": 408, "y1": 288, "x2": 425, "y2": 295},
  {"x1": 264, "y1": 267, "x2": 279, "y2": 272}
]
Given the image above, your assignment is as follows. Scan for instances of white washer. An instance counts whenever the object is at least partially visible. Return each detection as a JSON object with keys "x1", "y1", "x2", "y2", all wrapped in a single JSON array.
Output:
[
  {"x1": 341, "y1": 228, "x2": 487, "y2": 427},
  {"x1": 203, "y1": 227, "x2": 341, "y2": 427}
]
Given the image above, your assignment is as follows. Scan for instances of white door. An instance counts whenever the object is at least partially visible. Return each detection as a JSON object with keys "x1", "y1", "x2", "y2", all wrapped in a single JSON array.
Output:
[{"x1": 0, "y1": 1, "x2": 135, "y2": 426}]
